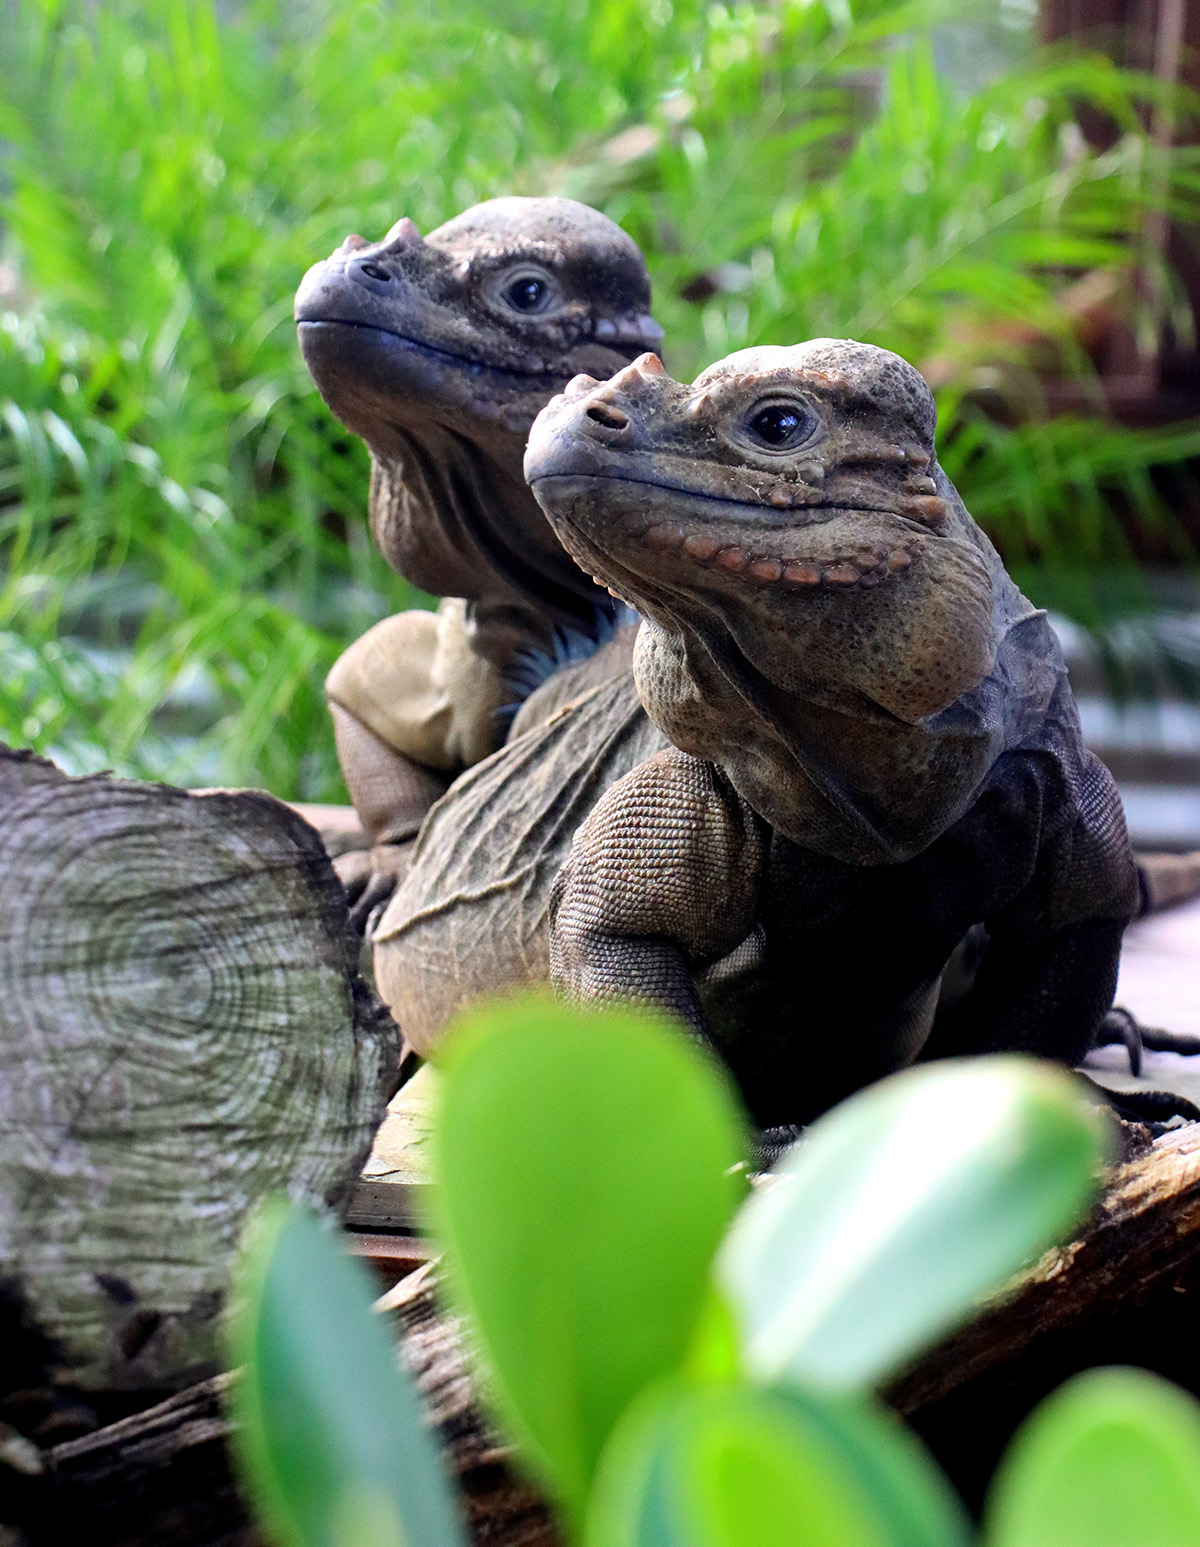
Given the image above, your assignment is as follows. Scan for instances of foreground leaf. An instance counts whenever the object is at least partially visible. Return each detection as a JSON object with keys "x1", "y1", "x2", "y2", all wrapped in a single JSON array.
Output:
[
  {"x1": 985, "y1": 1367, "x2": 1200, "y2": 1547},
  {"x1": 718, "y1": 1057, "x2": 1111, "y2": 1392},
  {"x1": 226, "y1": 1200, "x2": 465, "y2": 1547},
  {"x1": 586, "y1": 1379, "x2": 970, "y2": 1547},
  {"x1": 432, "y1": 993, "x2": 748, "y2": 1526}
]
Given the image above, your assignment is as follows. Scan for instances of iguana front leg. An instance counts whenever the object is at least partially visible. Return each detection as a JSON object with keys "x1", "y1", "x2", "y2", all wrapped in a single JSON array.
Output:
[
  {"x1": 549, "y1": 749, "x2": 770, "y2": 1040},
  {"x1": 329, "y1": 702, "x2": 451, "y2": 927},
  {"x1": 931, "y1": 760, "x2": 1154, "y2": 1101},
  {"x1": 937, "y1": 917, "x2": 1126, "y2": 1066},
  {"x1": 327, "y1": 602, "x2": 508, "y2": 929},
  {"x1": 941, "y1": 917, "x2": 1200, "y2": 1122}
]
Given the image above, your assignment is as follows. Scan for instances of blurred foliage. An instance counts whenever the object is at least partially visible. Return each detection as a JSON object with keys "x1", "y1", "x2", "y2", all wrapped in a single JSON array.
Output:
[
  {"x1": 3, "y1": 0, "x2": 1200, "y2": 793},
  {"x1": 229, "y1": 996, "x2": 1200, "y2": 1546},
  {"x1": 431, "y1": 993, "x2": 748, "y2": 1528},
  {"x1": 227, "y1": 1200, "x2": 465, "y2": 1547}
]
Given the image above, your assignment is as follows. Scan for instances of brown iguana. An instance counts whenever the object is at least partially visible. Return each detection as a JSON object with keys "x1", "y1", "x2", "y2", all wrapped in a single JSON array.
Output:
[
  {"x1": 294, "y1": 197, "x2": 661, "y2": 912},
  {"x1": 376, "y1": 341, "x2": 1195, "y2": 1125}
]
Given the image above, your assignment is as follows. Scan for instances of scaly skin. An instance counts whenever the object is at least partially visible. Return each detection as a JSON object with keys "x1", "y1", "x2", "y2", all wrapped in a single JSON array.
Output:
[
  {"x1": 294, "y1": 197, "x2": 662, "y2": 911},
  {"x1": 522, "y1": 343, "x2": 1140, "y2": 1125}
]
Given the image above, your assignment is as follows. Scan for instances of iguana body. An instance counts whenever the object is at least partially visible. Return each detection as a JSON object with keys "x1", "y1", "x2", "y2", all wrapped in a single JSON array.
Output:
[
  {"x1": 294, "y1": 198, "x2": 662, "y2": 900},
  {"x1": 376, "y1": 342, "x2": 1141, "y2": 1126}
]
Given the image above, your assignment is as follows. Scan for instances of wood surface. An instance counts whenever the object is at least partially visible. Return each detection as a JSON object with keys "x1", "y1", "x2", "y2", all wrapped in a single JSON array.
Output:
[
  {"x1": 4, "y1": 769, "x2": 1200, "y2": 1541},
  {"x1": 10, "y1": 1118, "x2": 1200, "y2": 1546},
  {"x1": 0, "y1": 748, "x2": 400, "y2": 1395},
  {"x1": 889, "y1": 1120, "x2": 1200, "y2": 1505},
  {"x1": 0, "y1": 1262, "x2": 559, "y2": 1547}
]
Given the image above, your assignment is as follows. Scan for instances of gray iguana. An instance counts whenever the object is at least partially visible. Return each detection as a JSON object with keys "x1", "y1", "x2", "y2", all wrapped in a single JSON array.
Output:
[
  {"x1": 375, "y1": 342, "x2": 1193, "y2": 1125},
  {"x1": 294, "y1": 197, "x2": 661, "y2": 911}
]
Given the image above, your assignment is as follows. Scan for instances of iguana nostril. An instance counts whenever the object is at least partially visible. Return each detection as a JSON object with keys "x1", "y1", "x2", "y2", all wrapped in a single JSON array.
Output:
[
  {"x1": 586, "y1": 402, "x2": 631, "y2": 431},
  {"x1": 359, "y1": 262, "x2": 392, "y2": 282}
]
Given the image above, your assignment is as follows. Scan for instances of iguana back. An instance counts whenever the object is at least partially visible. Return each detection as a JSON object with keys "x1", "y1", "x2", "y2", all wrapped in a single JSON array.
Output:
[{"x1": 373, "y1": 656, "x2": 664, "y2": 1051}]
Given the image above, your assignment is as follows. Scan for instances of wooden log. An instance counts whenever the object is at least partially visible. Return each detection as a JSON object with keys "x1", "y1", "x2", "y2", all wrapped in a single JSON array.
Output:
[
  {"x1": 13, "y1": 1117, "x2": 1200, "y2": 1545},
  {"x1": 888, "y1": 1119, "x2": 1200, "y2": 1507},
  {"x1": 19, "y1": 1376, "x2": 257, "y2": 1547},
  {"x1": 0, "y1": 1261, "x2": 559, "y2": 1547},
  {"x1": 0, "y1": 748, "x2": 400, "y2": 1397}
]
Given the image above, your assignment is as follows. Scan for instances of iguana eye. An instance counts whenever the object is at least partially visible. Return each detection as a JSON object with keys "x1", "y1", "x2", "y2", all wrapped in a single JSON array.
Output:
[
  {"x1": 747, "y1": 401, "x2": 816, "y2": 449},
  {"x1": 502, "y1": 270, "x2": 556, "y2": 314}
]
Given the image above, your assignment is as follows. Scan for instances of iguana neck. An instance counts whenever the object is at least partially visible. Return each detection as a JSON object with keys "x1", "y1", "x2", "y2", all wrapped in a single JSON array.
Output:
[
  {"x1": 632, "y1": 528, "x2": 1063, "y2": 865},
  {"x1": 366, "y1": 420, "x2": 607, "y2": 634}
]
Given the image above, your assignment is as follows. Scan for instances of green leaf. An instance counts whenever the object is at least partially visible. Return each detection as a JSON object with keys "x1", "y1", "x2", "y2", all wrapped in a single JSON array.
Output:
[
  {"x1": 985, "y1": 1367, "x2": 1200, "y2": 1547},
  {"x1": 718, "y1": 1057, "x2": 1111, "y2": 1392},
  {"x1": 431, "y1": 992, "x2": 749, "y2": 1526},
  {"x1": 585, "y1": 1379, "x2": 971, "y2": 1547},
  {"x1": 226, "y1": 1199, "x2": 465, "y2": 1547}
]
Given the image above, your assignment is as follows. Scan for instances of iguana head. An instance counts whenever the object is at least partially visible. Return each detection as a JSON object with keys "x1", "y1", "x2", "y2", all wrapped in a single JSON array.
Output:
[
  {"x1": 295, "y1": 196, "x2": 662, "y2": 627},
  {"x1": 526, "y1": 341, "x2": 1047, "y2": 860}
]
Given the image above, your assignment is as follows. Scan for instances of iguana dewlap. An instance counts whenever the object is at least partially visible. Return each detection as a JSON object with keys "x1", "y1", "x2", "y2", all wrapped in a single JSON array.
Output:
[
  {"x1": 375, "y1": 341, "x2": 1138, "y2": 1127},
  {"x1": 293, "y1": 197, "x2": 662, "y2": 888}
]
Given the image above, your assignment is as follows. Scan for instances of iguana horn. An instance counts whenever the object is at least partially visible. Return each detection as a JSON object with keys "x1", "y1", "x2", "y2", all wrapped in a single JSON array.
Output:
[{"x1": 380, "y1": 216, "x2": 424, "y2": 251}]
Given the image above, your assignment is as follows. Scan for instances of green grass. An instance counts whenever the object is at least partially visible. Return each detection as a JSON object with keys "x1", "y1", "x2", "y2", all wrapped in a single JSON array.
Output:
[{"x1": 2, "y1": 0, "x2": 1199, "y2": 796}]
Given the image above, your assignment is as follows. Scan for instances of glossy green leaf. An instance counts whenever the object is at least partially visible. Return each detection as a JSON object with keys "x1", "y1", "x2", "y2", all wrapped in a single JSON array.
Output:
[
  {"x1": 586, "y1": 1379, "x2": 971, "y2": 1547},
  {"x1": 718, "y1": 1057, "x2": 1112, "y2": 1392},
  {"x1": 431, "y1": 993, "x2": 749, "y2": 1526},
  {"x1": 985, "y1": 1367, "x2": 1200, "y2": 1547},
  {"x1": 226, "y1": 1199, "x2": 465, "y2": 1547}
]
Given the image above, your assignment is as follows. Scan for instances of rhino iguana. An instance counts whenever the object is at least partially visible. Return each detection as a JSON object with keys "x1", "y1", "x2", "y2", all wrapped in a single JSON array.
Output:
[
  {"x1": 376, "y1": 342, "x2": 1186, "y2": 1127},
  {"x1": 294, "y1": 197, "x2": 662, "y2": 911}
]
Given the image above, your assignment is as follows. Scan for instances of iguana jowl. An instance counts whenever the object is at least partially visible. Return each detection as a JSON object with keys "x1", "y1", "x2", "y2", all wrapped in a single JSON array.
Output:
[
  {"x1": 520, "y1": 342, "x2": 1140, "y2": 1125},
  {"x1": 293, "y1": 198, "x2": 660, "y2": 905}
]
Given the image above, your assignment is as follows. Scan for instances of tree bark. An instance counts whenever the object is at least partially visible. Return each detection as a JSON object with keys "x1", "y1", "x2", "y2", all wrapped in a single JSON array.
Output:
[
  {"x1": 888, "y1": 1118, "x2": 1200, "y2": 1507},
  {"x1": 8, "y1": 1120, "x2": 1200, "y2": 1545},
  {"x1": 0, "y1": 748, "x2": 400, "y2": 1397},
  {"x1": 1, "y1": 1265, "x2": 559, "y2": 1547}
]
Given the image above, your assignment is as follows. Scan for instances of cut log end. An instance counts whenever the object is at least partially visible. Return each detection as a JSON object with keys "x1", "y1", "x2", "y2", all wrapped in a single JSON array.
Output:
[{"x1": 0, "y1": 747, "x2": 400, "y2": 1395}]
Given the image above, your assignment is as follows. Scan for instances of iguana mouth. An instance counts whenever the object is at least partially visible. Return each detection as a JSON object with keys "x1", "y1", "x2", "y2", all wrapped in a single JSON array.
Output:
[
  {"x1": 530, "y1": 471, "x2": 927, "y2": 592},
  {"x1": 297, "y1": 319, "x2": 570, "y2": 383},
  {"x1": 642, "y1": 516, "x2": 922, "y2": 591}
]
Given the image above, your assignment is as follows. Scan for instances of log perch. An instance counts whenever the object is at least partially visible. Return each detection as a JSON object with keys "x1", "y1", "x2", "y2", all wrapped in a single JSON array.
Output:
[
  {"x1": 0, "y1": 747, "x2": 400, "y2": 1397},
  {"x1": 2, "y1": 1267, "x2": 560, "y2": 1547},
  {"x1": 4, "y1": 748, "x2": 1200, "y2": 1543},
  {"x1": 12, "y1": 1119, "x2": 1200, "y2": 1546},
  {"x1": 888, "y1": 1119, "x2": 1200, "y2": 1507}
]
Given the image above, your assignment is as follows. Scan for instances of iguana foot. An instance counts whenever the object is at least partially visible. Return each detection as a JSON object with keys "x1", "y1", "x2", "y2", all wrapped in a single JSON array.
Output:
[
  {"x1": 1082, "y1": 1075, "x2": 1200, "y2": 1127},
  {"x1": 1095, "y1": 1005, "x2": 1146, "y2": 1076},
  {"x1": 333, "y1": 842, "x2": 413, "y2": 935},
  {"x1": 1094, "y1": 1004, "x2": 1200, "y2": 1076}
]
